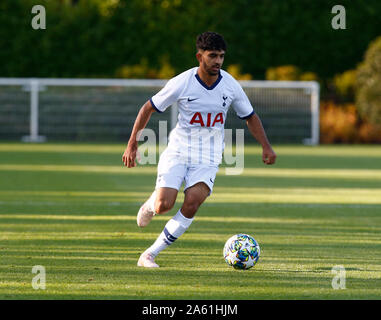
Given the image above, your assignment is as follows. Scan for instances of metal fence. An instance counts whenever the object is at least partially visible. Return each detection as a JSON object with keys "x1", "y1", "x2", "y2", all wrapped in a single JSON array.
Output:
[{"x1": 0, "y1": 78, "x2": 319, "y2": 144}]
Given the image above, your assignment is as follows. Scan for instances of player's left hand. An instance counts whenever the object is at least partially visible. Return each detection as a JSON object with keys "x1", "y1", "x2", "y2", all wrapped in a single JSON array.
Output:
[{"x1": 262, "y1": 146, "x2": 277, "y2": 165}]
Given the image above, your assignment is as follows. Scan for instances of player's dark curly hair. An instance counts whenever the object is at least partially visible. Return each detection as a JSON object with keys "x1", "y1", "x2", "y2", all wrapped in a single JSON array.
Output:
[{"x1": 196, "y1": 32, "x2": 227, "y2": 51}]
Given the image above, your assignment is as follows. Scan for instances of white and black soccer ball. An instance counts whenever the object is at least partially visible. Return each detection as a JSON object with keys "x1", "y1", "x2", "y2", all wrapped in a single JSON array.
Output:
[{"x1": 223, "y1": 234, "x2": 260, "y2": 270}]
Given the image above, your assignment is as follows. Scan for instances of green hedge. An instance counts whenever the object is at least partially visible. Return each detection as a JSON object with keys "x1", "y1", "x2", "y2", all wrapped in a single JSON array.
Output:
[{"x1": 1, "y1": 0, "x2": 380, "y2": 79}]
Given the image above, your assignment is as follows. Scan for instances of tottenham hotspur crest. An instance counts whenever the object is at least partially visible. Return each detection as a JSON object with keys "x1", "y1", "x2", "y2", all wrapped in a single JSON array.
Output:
[{"x1": 222, "y1": 95, "x2": 228, "y2": 107}]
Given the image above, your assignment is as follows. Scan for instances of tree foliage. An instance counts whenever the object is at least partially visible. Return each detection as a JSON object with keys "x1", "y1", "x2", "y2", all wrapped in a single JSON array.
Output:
[
  {"x1": 356, "y1": 36, "x2": 381, "y2": 127},
  {"x1": 0, "y1": 0, "x2": 380, "y2": 79}
]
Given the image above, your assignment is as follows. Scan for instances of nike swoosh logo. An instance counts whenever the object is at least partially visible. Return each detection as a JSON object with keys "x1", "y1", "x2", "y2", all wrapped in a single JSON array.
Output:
[
  {"x1": 210, "y1": 178, "x2": 214, "y2": 184},
  {"x1": 188, "y1": 98, "x2": 198, "y2": 102}
]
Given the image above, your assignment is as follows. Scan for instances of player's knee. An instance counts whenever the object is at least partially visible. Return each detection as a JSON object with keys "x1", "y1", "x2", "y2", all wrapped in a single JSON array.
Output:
[
  {"x1": 181, "y1": 201, "x2": 200, "y2": 216},
  {"x1": 154, "y1": 199, "x2": 174, "y2": 214}
]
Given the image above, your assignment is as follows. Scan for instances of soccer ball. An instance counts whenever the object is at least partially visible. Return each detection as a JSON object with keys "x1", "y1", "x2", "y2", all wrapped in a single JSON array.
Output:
[{"x1": 223, "y1": 234, "x2": 260, "y2": 270}]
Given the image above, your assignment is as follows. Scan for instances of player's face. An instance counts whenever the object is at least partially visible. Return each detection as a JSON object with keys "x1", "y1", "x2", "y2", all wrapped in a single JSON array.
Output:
[{"x1": 197, "y1": 50, "x2": 225, "y2": 76}]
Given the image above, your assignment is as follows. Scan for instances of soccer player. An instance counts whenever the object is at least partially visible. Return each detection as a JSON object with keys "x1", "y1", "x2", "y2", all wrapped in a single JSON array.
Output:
[{"x1": 122, "y1": 31, "x2": 276, "y2": 268}]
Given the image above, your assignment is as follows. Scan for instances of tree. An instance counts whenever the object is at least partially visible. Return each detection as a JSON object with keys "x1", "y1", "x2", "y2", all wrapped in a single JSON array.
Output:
[{"x1": 356, "y1": 36, "x2": 381, "y2": 127}]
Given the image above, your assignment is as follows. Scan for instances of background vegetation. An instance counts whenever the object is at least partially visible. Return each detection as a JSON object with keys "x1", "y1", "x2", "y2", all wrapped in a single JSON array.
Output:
[
  {"x1": 1, "y1": 0, "x2": 380, "y2": 80},
  {"x1": 0, "y1": 0, "x2": 380, "y2": 143}
]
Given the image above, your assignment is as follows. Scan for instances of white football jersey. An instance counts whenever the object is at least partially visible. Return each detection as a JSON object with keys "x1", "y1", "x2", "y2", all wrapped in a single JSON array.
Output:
[{"x1": 150, "y1": 67, "x2": 254, "y2": 165}]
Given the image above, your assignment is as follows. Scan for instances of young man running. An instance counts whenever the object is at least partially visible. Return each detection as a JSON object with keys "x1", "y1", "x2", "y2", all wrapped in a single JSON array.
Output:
[{"x1": 122, "y1": 31, "x2": 276, "y2": 268}]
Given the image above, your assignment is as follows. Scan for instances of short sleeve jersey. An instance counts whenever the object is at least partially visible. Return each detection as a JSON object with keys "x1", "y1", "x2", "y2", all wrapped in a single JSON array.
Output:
[{"x1": 150, "y1": 67, "x2": 255, "y2": 165}]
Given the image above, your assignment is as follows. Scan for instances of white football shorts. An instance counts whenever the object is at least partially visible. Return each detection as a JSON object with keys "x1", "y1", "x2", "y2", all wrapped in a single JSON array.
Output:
[{"x1": 155, "y1": 153, "x2": 219, "y2": 195}]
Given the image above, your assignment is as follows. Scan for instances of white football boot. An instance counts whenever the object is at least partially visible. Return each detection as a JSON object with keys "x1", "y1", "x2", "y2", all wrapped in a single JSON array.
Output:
[
  {"x1": 136, "y1": 201, "x2": 156, "y2": 227},
  {"x1": 137, "y1": 251, "x2": 159, "y2": 268},
  {"x1": 136, "y1": 191, "x2": 157, "y2": 227}
]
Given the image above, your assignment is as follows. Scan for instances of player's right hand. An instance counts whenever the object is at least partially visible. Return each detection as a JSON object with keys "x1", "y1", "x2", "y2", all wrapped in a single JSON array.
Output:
[
  {"x1": 122, "y1": 144, "x2": 138, "y2": 168},
  {"x1": 262, "y1": 146, "x2": 277, "y2": 165}
]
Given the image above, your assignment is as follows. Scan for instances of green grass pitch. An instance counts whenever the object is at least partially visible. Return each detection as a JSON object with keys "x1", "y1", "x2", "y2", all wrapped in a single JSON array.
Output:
[{"x1": 0, "y1": 143, "x2": 380, "y2": 299}]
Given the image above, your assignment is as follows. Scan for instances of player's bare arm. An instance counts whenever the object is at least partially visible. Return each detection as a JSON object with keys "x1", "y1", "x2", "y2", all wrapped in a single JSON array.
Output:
[
  {"x1": 122, "y1": 100, "x2": 155, "y2": 168},
  {"x1": 246, "y1": 113, "x2": 277, "y2": 165}
]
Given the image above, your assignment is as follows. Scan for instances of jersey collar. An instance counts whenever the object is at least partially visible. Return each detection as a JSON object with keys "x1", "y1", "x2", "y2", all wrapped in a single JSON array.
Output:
[{"x1": 195, "y1": 69, "x2": 223, "y2": 90}]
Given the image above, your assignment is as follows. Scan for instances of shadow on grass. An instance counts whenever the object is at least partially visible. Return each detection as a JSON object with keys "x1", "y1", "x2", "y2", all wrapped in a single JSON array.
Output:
[
  {"x1": 1, "y1": 264, "x2": 380, "y2": 300},
  {"x1": 1, "y1": 169, "x2": 381, "y2": 191}
]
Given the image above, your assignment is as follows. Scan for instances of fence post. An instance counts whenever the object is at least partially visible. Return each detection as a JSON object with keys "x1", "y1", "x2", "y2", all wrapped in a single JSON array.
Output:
[
  {"x1": 302, "y1": 81, "x2": 320, "y2": 145},
  {"x1": 22, "y1": 79, "x2": 46, "y2": 143},
  {"x1": 311, "y1": 82, "x2": 320, "y2": 145}
]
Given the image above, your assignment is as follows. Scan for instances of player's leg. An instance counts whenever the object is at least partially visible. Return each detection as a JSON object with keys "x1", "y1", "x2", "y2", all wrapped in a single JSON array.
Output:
[
  {"x1": 137, "y1": 188, "x2": 179, "y2": 268},
  {"x1": 180, "y1": 182, "x2": 210, "y2": 218},
  {"x1": 138, "y1": 166, "x2": 217, "y2": 268},
  {"x1": 137, "y1": 160, "x2": 187, "y2": 267},
  {"x1": 136, "y1": 151, "x2": 185, "y2": 227},
  {"x1": 154, "y1": 187, "x2": 178, "y2": 214},
  {"x1": 136, "y1": 187, "x2": 177, "y2": 227},
  {"x1": 139, "y1": 182, "x2": 210, "y2": 267}
]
